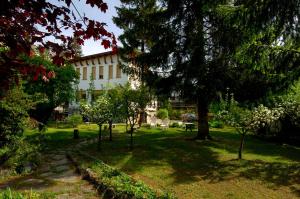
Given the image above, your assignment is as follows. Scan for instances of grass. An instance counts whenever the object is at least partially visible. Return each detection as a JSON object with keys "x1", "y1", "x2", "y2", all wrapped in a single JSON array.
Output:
[{"x1": 24, "y1": 124, "x2": 300, "y2": 199}]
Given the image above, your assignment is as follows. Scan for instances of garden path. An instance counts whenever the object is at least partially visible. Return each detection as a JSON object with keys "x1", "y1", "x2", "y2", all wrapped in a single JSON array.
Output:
[{"x1": 0, "y1": 139, "x2": 100, "y2": 198}]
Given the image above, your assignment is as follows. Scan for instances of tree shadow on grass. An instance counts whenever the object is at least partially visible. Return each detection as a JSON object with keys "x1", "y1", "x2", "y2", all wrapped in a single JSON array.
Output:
[
  {"x1": 67, "y1": 128, "x2": 300, "y2": 197},
  {"x1": 210, "y1": 129, "x2": 300, "y2": 162}
]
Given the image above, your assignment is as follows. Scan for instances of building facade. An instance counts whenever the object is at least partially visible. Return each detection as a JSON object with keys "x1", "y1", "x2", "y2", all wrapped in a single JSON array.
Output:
[{"x1": 73, "y1": 51, "x2": 133, "y2": 96}]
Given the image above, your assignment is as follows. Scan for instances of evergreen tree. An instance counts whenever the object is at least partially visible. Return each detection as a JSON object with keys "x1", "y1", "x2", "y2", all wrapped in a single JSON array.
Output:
[
  {"x1": 114, "y1": 0, "x2": 159, "y2": 126},
  {"x1": 141, "y1": 0, "x2": 235, "y2": 139},
  {"x1": 113, "y1": 0, "x2": 160, "y2": 83},
  {"x1": 139, "y1": 0, "x2": 300, "y2": 140}
]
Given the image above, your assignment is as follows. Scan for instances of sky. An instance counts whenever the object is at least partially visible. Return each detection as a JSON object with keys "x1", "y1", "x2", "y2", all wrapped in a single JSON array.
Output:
[{"x1": 71, "y1": 0, "x2": 123, "y2": 56}]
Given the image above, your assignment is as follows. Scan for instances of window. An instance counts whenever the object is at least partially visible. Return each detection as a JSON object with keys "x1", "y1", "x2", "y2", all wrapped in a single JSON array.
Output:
[
  {"x1": 116, "y1": 64, "x2": 121, "y2": 78},
  {"x1": 109, "y1": 65, "x2": 113, "y2": 79},
  {"x1": 99, "y1": 66, "x2": 104, "y2": 79},
  {"x1": 92, "y1": 66, "x2": 96, "y2": 80},
  {"x1": 83, "y1": 67, "x2": 87, "y2": 80}
]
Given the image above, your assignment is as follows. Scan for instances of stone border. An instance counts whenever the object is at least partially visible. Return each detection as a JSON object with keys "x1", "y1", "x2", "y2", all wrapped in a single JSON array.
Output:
[{"x1": 66, "y1": 153, "x2": 133, "y2": 199}]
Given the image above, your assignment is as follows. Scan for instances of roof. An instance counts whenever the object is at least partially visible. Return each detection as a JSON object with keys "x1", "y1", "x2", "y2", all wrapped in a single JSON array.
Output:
[{"x1": 71, "y1": 51, "x2": 117, "y2": 63}]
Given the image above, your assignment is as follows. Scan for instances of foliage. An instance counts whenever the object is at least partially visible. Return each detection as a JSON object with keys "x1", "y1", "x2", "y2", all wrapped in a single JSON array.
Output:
[
  {"x1": 87, "y1": 72, "x2": 96, "y2": 103},
  {"x1": 72, "y1": 125, "x2": 300, "y2": 198},
  {"x1": 107, "y1": 87, "x2": 126, "y2": 123},
  {"x1": 251, "y1": 100, "x2": 300, "y2": 140},
  {"x1": 1, "y1": 137, "x2": 41, "y2": 173},
  {"x1": 115, "y1": 0, "x2": 300, "y2": 140},
  {"x1": 170, "y1": 122, "x2": 181, "y2": 128},
  {"x1": 23, "y1": 55, "x2": 79, "y2": 124},
  {"x1": 0, "y1": 0, "x2": 116, "y2": 95},
  {"x1": 156, "y1": 109, "x2": 169, "y2": 120},
  {"x1": 116, "y1": 83, "x2": 151, "y2": 149},
  {"x1": 119, "y1": 83, "x2": 151, "y2": 131},
  {"x1": 208, "y1": 120, "x2": 224, "y2": 129},
  {"x1": 168, "y1": 109, "x2": 182, "y2": 120},
  {"x1": 0, "y1": 188, "x2": 53, "y2": 199},
  {"x1": 113, "y1": 0, "x2": 160, "y2": 83},
  {"x1": 74, "y1": 151, "x2": 175, "y2": 199},
  {"x1": 66, "y1": 114, "x2": 83, "y2": 128},
  {"x1": 80, "y1": 95, "x2": 111, "y2": 126},
  {"x1": 0, "y1": 86, "x2": 35, "y2": 147}
]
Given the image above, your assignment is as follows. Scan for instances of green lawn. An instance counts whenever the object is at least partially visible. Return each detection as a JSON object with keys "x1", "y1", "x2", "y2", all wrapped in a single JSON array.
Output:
[{"x1": 26, "y1": 124, "x2": 300, "y2": 199}]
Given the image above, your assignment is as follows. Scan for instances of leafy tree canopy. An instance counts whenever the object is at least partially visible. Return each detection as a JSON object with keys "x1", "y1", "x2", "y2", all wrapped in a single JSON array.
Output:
[{"x1": 0, "y1": 0, "x2": 117, "y2": 96}]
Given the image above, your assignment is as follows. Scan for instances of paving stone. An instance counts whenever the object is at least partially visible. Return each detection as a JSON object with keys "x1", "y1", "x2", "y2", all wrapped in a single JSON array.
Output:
[
  {"x1": 51, "y1": 158, "x2": 69, "y2": 166},
  {"x1": 55, "y1": 165, "x2": 71, "y2": 173}
]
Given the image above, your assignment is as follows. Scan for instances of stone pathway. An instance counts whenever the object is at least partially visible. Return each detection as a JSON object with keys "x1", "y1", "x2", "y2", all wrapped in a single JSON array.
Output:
[{"x1": 0, "y1": 148, "x2": 100, "y2": 198}]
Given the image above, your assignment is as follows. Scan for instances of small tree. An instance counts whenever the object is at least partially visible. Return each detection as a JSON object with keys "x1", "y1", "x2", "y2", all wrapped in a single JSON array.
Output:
[
  {"x1": 80, "y1": 95, "x2": 111, "y2": 149},
  {"x1": 67, "y1": 114, "x2": 83, "y2": 139},
  {"x1": 107, "y1": 88, "x2": 125, "y2": 141},
  {"x1": 218, "y1": 105, "x2": 252, "y2": 160},
  {"x1": 219, "y1": 102, "x2": 283, "y2": 159},
  {"x1": 120, "y1": 84, "x2": 151, "y2": 149}
]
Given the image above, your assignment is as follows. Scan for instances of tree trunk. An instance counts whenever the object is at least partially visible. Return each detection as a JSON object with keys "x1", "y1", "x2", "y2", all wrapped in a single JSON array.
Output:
[
  {"x1": 109, "y1": 119, "x2": 112, "y2": 141},
  {"x1": 73, "y1": 128, "x2": 79, "y2": 139},
  {"x1": 238, "y1": 133, "x2": 246, "y2": 159},
  {"x1": 98, "y1": 124, "x2": 102, "y2": 149},
  {"x1": 196, "y1": 100, "x2": 210, "y2": 140},
  {"x1": 138, "y1": 111, "x2": 144, "y2": 127},
  {"x1": 130, "y1": 126, "x2": 134, "y2": 150}
]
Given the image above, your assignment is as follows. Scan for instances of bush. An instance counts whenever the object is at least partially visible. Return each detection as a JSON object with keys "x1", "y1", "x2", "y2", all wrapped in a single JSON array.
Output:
[
  {"x1": 157, "y1": 109, "x2": 169, "y2": 120},
  {"x1": 0, "y1": 188, "x2": 54, "y2": 199},
  {"x1": 209, "y1": 120, "x2": 224, "y2": 128},
  {"x1": 169, "y1": 109, "x2": 182, "y2": 120},
  {"x1": 74, "y1": 151, "x2": 176, "y2": 199},
  {"x1": 0, "y1": 87, "x2": 35, "y2": 147},
  {"x1": 66, "y1": 114, "x2": 83, "y2": 128},
  {"x1": 0, "y1": 87, "x2": 41, "y2": 169},
  {"x1": 1, "y1": 138, "x2": 41, "y2": 173},
  {"x1": 142, "y1": 123, "x2": 151, "y2": 128}
]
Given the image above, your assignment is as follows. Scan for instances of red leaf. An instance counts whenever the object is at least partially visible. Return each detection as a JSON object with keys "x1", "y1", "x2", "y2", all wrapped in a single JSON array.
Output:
[
  {"x1": 77, "y1": 38, "x2": 84, "y2": 45},
  {"x1": 75, "y1": 23, "x2": 82, "y2": 29},
  {"x1": 101, "y1": 39, "x2": 110, "y2": 49},
  {"x1": 65, "y1": 0, "x2": 72, "y2": 6},
  {"x1": 52, "y1": 56, "x2": 65, "y2": 66},
  {"x1": 29, "y1": 50, "x2": 35, "y2": 57},
  {"x1": 39, "y1": 47, "x2": 45, "y2": 54},
  {"x1": 47, "y1": 71, "x2": 56, "y2": 78},
  {"x1": 100, "y1": 3, "x2": 108, "y2": 13}
]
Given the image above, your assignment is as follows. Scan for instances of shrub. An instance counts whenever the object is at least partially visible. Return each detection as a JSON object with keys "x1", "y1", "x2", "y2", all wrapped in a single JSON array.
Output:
[
  {"x1": 169, "y1": 109, "x2": 182, "y2": 120},
  {"x1": 157, "y1": 109, "x2": 169, "y2": 120},
  {"x1": 209, "y1": 120, "x2": 223, "y2": 128},
  {"x1": 74, "y1": 151, "x2": 176, "y2": 199},
  {"x1": 0, "y1": 188, "x2": 54, "y2": 199},
  {"x1": 66, "y1": 114, "x2": 83, "y2": 128},
  {"x1": 0, "y1": 87, "x2": 35, "y2": 147},
  {"x1": 2, "y1": 138, "x2": 41, "y2": 173},
  {"x1": 250, "y1": 100, "x2": 300, "y2": 140},
  {"x1": 0, "y1": 87, "x2": 41, "y2": 169},
  {"x1": 142, "y1": 123, "x2": 151, "y2": 128}
]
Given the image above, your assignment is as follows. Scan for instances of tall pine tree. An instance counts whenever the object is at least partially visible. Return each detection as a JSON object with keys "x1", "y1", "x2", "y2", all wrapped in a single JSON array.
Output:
[{"x1": 113, "y1": 0, "x2": 160, "y2": 83}]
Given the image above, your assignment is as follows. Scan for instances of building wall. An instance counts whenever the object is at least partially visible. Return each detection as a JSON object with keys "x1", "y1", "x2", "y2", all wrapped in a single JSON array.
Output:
[{"x1": 74, "y1": 54, "x2": 129, "y2": 91}]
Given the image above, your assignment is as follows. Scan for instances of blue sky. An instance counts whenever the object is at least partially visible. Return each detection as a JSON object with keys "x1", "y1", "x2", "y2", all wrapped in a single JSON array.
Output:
[{"x1": 71, "y1": 0, "x2": 123, "y2": 55}]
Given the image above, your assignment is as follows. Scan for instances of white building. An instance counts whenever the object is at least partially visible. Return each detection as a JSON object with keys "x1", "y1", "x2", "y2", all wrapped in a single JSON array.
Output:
[
  {"x1": 72, "y1": 51, "x2": 139, "y2": 100},
  {"x1": 70, "y1": 51, "x2": 157, "y2": 122}
]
